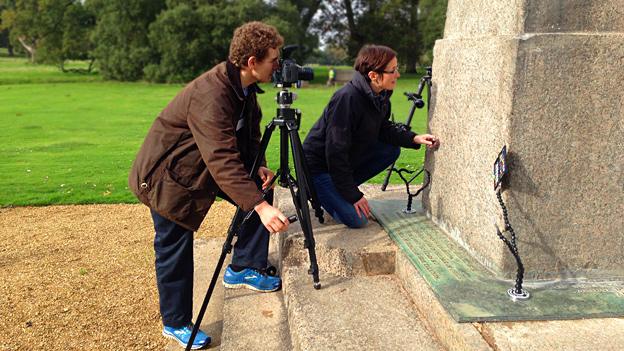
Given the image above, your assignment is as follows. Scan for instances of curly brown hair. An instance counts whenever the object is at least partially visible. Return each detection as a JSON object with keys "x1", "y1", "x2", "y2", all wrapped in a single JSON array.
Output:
[
  {"x1": 354, "y1": 45, "x2": 397, "y2": 77},
  {"x1": 228, "y1": 22, "x2": 284, "y2": 67}
]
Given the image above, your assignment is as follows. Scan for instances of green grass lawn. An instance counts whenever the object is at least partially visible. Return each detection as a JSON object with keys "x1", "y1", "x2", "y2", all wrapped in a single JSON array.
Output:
[
  {"x1": 0, "y1": 57, "x2": 101, "y2": 85},
  {"x1": 0, "y1": 56, "x2": 429, "y2": 206}
]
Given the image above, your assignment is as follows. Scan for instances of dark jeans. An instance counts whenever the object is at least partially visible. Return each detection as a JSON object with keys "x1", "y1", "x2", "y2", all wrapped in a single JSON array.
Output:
[
  {"x1": 312, "y1": 141, "x2": 400, "y2": 228},
  {"x1": 151, "y1": 184, "x2": 271, "y2": 327}
]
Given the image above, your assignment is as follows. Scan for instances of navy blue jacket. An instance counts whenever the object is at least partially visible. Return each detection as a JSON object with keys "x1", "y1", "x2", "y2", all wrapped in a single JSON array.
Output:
[{"x1": 303, "y1": 72, "x2": 420, "y2": 204}]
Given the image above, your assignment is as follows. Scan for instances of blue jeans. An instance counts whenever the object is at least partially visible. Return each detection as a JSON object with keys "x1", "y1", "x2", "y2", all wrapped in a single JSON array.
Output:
[
  {"x1": 151, "y1": 181, "x2": 271, "y2": 327},
  {"x1": 312, "y1": 141, "x2": 400, "y2": 228}
]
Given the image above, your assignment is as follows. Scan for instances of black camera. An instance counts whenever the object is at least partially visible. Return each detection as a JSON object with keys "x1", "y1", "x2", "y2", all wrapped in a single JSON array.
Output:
[{"x1": 273, "y1": 45, "x2": 314, "y2": 87}]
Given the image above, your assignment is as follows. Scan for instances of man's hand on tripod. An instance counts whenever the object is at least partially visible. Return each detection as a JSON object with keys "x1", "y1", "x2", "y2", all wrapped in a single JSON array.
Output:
[
  {"x1": 254, "y1": 201, "x2": 290, "y2": 233},
  {"x1": 354, "y1": 196, "x2": 371, "y2": 219},
  {"x1": 258, "y1": 166, "x2": 276, "y2": 190},
  {"x1": 413, "y1": 134, "x2": 440, "y2": 150}
]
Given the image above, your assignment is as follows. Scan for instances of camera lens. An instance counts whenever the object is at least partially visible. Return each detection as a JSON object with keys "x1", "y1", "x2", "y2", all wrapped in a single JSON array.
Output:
[{"x1": 298, "y1": 67, "x2": 314, "y2": 81}]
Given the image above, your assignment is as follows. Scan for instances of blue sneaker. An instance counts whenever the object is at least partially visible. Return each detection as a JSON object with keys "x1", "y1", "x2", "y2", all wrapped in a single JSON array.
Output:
[
  {"x1": 162, "y1": 324, "x2": 211, "y2": 349},
  {"x1": 223, "y1": 265, "x2": 281, "y2": 292}
]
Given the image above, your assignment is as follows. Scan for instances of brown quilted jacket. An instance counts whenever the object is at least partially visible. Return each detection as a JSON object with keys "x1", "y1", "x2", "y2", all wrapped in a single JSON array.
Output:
[{"x1": 128, "y1": 61, "x2": 266, "y2": 231}]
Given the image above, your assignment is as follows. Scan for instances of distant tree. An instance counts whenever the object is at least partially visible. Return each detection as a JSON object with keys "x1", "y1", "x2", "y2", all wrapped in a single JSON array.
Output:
[
  {"x1": 313, "y1": 0, "x2": 447, "y2": 72},
  {"x1": 274, "y1": 0, "x2": 322, "y2": 62},
  {"x1": 89, "y1": 0, "x2": 165, "y2": 81},
  {"x1": 307, "y1": 44, "x2": 348, "y2": 65},
  {"x1": 1, "y1": 0, "x2": 49, "y2": 62},
  {"x1": 145, "y1": 0, "x2": 320, "y2": 83},
  {"x1": 144, "y1": 2, "x2": 216, "y2": 83},
  {"x1": 0, "y1": 29, "x2": 9, "y2": 54},
  {"x1": 0, "y1": 0, "x2": 94, "y2": 67},
  {"x1": 0, "y1": 0, "x2": 15, "y2": 56},
  {"x1": 313, "y1": 0, "x2": 417, "y2": 70},
  {"x1": 145, "y1": 0, "x2": 264, "y2": 82},
  {"x1": 378, "y1": 0, "x2": 420, "y2": 73},
  {"x1": 418, "y1": 0, "x2": 447, "y2": 66},
  {"x1": 60, "y1": 2, "x2": 96, "y2": 71}
]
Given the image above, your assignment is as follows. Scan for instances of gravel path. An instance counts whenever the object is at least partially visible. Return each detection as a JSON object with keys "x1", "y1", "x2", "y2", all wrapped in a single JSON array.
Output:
[{"x1": 0, "y1": 202, "x2": 235, "y2": 350}]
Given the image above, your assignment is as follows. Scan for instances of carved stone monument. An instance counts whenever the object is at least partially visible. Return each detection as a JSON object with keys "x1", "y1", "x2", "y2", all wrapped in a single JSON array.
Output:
[{"x1": 423, "y1": 0, "x2": 624, "y2": 279}]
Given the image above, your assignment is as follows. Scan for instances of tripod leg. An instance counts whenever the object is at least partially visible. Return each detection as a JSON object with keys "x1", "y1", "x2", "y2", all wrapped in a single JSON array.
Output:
[
  {"x1": 186, "y1": 209, "x2": 246, "y2": 350},
  {"x1": 286, "y1": 175, "x2": 321, "y2": 289},
  {"x1": 188, "y1": 122, "x2": 278, "y2": 349},
  {"x1": 381, "y1": 161, "x2": 395, "y2": 191},
  {"x1": 250, "y1": 121, "x2": 277, "y2": 176},
  {"x1": 287, "y1": 128, "x2": 321, "y2": 289},
  {"x1": 288, "y1": 127, "x2": 324, "y2": 223}
]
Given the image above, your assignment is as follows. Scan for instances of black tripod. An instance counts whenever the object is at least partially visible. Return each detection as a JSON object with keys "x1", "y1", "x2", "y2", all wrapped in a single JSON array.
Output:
[
  {"x1": 185, "y1": 86, "x2": 324, "y2": 350},
  {"x1": 381, "y1": 67, "x2": 431, "y2": 191},
  {"x1": 381, "y1": 67, "x2": 432, "y2": 197}
]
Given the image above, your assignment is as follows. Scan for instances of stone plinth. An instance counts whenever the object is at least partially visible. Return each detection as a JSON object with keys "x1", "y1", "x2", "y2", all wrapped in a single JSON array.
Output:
[{"x1": 424, "y1": 0, "x2": 624, "y2": 279}]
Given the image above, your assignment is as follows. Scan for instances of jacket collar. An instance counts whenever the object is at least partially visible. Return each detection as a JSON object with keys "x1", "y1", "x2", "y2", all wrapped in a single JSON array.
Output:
[
  {"x1": 226, "y1": 61, "x2": 264, "y2": 101},
  {"x1": 350, "y1": 72, "x2": 392, "y2": 111}
]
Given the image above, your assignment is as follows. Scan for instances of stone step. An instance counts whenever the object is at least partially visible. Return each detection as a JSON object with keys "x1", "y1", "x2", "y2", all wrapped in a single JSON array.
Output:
[
  {"x1": 218, "y1": 235, "x2": 293, "y2": 351},
  {"x1": 278, "y1": 222, "x2": 396, "y2": 279},
  {"x1": 394, "y1": 249, "x2": 492, "y2": 351},
  {"x1": 476, "y1": 318, "x2": 624, "y2": 351},
  {"x1": 272, "y1": 186, "x2": 445, "y2": 350},
  {"x1": 367, "y1": 189, "x2": 494, "y2": 351},
  {"x1": 216, "y1": 186, "x2": 441, "y2": 350},
  {"x1": 273, "y1": 187, "x2": 397, "y2": 278},
  {"x1": 212, "y1": 187, "x2": 304, "y2": 351},
  {"x1": 166, "y1": 238, "x2": 226, "y2": 351},
  {"x1": 282, "y1": 266, "x2": 444, "y2": 351},
  {"x1": 220, "y1": 288, "x2": 292, "y2": 351},
  {"x1": 396, "y1": 235, "x2": 624, "y2": 351}
]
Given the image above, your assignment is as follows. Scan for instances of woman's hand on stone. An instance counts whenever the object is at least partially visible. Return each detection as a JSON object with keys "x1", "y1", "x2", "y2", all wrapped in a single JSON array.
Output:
[{"x1": 414, "y1": 134, "x2": 440, "y2": 150}]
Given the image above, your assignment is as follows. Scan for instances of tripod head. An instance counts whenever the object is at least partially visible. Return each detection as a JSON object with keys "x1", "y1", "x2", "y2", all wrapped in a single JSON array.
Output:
[
  {"x1": 274, "y1": 87, "x2": 302, "y2": 129},
  {"x1": 405, "y1": 66, "x2": 432, "y2": 109}
]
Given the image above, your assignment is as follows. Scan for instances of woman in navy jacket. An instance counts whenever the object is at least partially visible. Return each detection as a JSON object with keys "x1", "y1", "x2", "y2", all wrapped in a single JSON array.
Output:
[{"x1": 303, "y1": 45, "x2": 440, "y2": 228}]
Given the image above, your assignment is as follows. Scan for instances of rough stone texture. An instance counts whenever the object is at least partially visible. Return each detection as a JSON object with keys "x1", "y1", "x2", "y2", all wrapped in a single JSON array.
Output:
[
  {"x1": 282, "y1": 266, "x2": 444, "y2": 351},
  {"x1": 476, "y1": 318, "x2": 624, "y2": 351},
  {"x1": 506, "y1": 34, "x2": 624, "y2": 278},
  {"x1": 219, "y1": 219, "x2": 292, "y2": 351},
  {"x1": 274, "y1": 187, "x2": 397, "y2": 278},
  {"x1": 280, "y1": 225, "x2": 397, "y2": 278},
  {"x1": 272, "y1": 186, "x2": 444, "y2": 351},
  {"x1": 220, "y1": 289, "x2": 291, "y2": 351},
  {"x1": 444, "y1": 0, "x2": 624, "y2": 37},
  {"x1": 424, "y1": 37, "x2": 519, "y2": 276},
  {"x1": 524, "y1": 1, "x2": 624, "y2": 33},
  {"x1": 424, "y1": 1, "x2": 624, "y2": 279},
  {"x1": 444, "y1": 0, "x2": 525, "y2": 38}
]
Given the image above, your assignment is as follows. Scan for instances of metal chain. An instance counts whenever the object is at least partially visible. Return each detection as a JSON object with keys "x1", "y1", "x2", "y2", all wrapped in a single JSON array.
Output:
[{"x1": 496, "y1": 190, "x2": 525, "y2": 294}]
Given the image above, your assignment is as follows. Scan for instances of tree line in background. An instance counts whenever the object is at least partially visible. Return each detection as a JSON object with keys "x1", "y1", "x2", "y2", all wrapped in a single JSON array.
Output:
[{"x1": 0, "y1": 0, "x2": 447, "y2": 83}]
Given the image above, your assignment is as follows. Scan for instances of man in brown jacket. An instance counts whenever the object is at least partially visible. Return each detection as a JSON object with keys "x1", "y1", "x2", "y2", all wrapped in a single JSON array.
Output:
[{"x1": 129, "y1": 22, "x2": 289, "y2": 349}]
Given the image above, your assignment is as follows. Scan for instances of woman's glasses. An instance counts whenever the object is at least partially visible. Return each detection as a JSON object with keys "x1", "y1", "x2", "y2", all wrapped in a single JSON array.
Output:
[{"x1": 380, "y1": 67, "x2": 400, "y2": 75}]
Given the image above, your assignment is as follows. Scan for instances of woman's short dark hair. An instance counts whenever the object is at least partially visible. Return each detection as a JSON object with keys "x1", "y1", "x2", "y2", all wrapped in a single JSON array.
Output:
[
  {"x1": 353, "y1": 45, "x2": 397, "y2": 76},
  {"x1": 229, "y1": 22, "x2": 284, "y2": 67}
]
